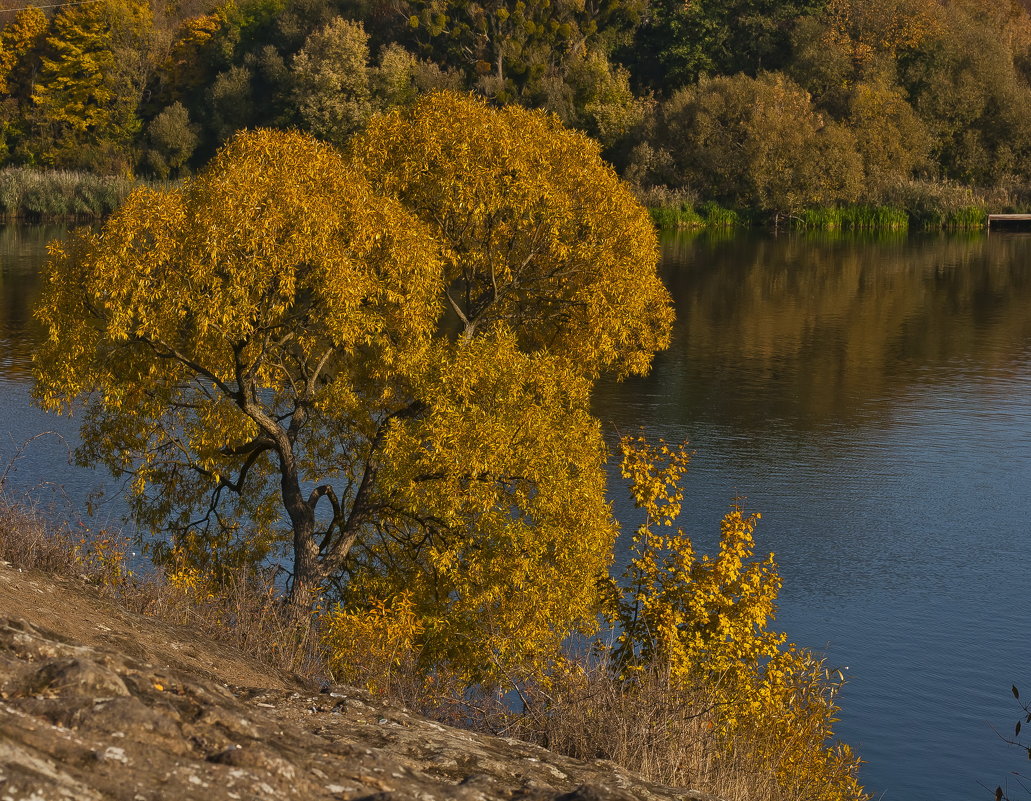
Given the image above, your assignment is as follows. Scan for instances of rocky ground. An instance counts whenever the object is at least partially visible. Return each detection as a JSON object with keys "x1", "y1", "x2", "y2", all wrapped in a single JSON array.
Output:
[{"x1": 0, "y1": 564, "x2": 719, "y2": 801}]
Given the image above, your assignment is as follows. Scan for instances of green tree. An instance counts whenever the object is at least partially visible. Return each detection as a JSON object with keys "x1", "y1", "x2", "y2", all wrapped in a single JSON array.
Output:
[
  {"x1": 34, "y1": 96, "x2": 673, "y2": 675},
  {"x1": 846, "y1": 77, "x2": 930, "y2": 190},
  {"x1": 656, "y1": 72, "x2": 862, "y2": 216},
  {"x1": 626, "y1": 0, "x2": 826, "y2": 93},
  {"x1": 142, "y1": 100, "x2": 199, "y2": 177},
  {"x1": 404, "y1": 0, "x2": 644, "y2": 101},
  {"x1": 372, "y1": 42, "x2": 462, "y2": 108},
  {"x1": 291, "y1": 17, "x2": 374, "y2": 146},
  {"x1": 533, "y1": 48, "x2": 649, "y2": 151},
  {"x1": 207, "y1": 63, "x2": 257, "y2": 141}
]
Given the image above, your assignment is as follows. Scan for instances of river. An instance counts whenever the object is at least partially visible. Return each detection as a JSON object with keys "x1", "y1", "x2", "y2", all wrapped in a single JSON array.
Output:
[{"x1": 3, "y1": 224, "x2": 1031, "y2": 799}]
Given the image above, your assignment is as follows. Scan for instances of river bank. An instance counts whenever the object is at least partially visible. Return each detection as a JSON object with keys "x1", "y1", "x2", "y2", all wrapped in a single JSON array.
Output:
[{"x1": 643, "y1": 179, "x2": 1031, "y2": 232}]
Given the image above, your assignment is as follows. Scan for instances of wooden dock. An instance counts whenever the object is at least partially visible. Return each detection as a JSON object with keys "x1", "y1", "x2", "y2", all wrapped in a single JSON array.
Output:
[{"x1": 987, "y1": 213, "x2": 1031, "y2": 231}]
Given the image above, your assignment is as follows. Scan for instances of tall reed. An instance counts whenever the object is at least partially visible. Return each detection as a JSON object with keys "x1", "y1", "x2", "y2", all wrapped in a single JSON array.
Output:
[
  {"x1": 794, "y1": 205, "x2": 909, "y2": 231},
  {"x1": 0, "y1": 168, "x2": 139, "y2": 220}
]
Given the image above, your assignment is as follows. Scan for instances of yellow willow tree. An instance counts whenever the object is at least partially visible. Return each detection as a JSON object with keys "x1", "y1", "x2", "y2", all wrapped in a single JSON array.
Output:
[
  {"x1": 335, "y1": 91, "x2": 674, "y2": 677},
  {"x1": 34, "y1": 129, "x2": 442, "y2": 612},
  {"x1": 34, "y1": 96, "x2": 673, "y2": 676}
]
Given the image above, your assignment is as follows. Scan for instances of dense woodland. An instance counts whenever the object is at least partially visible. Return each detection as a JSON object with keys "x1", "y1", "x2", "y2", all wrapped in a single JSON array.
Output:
[{"x1": 2, "y1": 0, "x2": 1031, "y2": 216}]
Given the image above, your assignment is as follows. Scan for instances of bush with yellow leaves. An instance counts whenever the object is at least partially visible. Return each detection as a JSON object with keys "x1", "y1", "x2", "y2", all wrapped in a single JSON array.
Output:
[
  {"x1": 321, "y1": 592, "x2": 425, "y2": 699},
  {"x1": 75, "y1": 530, "x2": 134, "y2": 589},
  {"x1": 594, "y1": 435, "x2": 866, "y2": 801}
]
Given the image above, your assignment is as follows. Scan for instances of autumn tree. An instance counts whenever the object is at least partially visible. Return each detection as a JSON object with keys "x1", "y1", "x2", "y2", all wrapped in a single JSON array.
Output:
[
  {"x1": 339, "y1": 92, "x2": 672, "y2": 675},
  {"x1": 898, "y1": 0, "x2": 1031, "y2": 184},
  {"x1": 35, "y1": 129, "x2": 439, "y2": 609},
  {"x1": 0, "y1": 6, "x2": 48, "y2": 161},
  {"x1": 30, "y1": 0, "x2": 154, "y2": 170},
  {"x1": 846, "y1": 77, "x2": 929, "y2": 190},
  {"x1": 351, "y1": 92, "x2": 671, "y2": 378},
  {"x1": 34, "y1": 95, "x2": 673, "y2": 676}
]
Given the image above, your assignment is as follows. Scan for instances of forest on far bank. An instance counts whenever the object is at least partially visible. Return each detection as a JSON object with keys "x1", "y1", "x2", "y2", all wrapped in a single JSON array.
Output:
[{"x1": 2, "y1": 0, "x2": 1031, "y2": 218}]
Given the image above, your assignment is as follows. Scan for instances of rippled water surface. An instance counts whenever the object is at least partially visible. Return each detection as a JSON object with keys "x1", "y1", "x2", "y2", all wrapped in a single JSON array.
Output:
[{"x1": 3, "y1": 225, "x2": 1031, "y2": 798}]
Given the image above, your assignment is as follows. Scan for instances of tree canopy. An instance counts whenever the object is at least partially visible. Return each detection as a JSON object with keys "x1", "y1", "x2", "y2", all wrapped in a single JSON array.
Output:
[{"x1": 33, "y1": 94, "x2": 673, "y2": 677}]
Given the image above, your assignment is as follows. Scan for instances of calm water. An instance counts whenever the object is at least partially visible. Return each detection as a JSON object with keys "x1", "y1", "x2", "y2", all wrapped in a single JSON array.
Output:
[
  {"x1": 3, "y1": 225, "x2": 1031, "y2": 798},
  {"x1": 595, "y1": 229, "x2": 1031, "y2": 800}
]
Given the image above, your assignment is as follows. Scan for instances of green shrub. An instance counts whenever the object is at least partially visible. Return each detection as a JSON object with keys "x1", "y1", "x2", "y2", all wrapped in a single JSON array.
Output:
[{"x1": 656, "y1": 72, "x2": 863, "y2": 215}]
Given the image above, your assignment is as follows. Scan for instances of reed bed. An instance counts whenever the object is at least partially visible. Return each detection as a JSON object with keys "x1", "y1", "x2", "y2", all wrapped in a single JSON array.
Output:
[
  {"x1": 643, "y1": 190, "x2": 741, "y2": 230},
  {"x1": 795, "y1": 204, "x2": 909, "y2": 231},
  {"x1": 0, "y1": 168, "x2": 140, "y2": 220}
]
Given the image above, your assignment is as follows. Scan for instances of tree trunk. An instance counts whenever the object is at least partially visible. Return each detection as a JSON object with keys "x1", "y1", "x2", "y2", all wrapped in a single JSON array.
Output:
[{"x1": 278, "y1": 448, "x2": 321, "y2": 624}]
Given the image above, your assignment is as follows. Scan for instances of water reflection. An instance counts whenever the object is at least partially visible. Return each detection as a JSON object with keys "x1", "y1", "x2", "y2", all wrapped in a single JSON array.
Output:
[
  {"x1": 0, "y1": 224, "x2": 113, "y2": 520},
  {"x1": 596, "y1": 230, "x2": 1031, "y2": 435},
  {"x1": 0, "y1": 225, "x2": 66, "y2": 377},
  {"x1": 596, "y1": 229, "x2": 1031, "y2": 801}
]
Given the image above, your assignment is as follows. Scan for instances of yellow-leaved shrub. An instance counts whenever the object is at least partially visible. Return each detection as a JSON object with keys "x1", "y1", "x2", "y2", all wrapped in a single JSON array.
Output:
[
  {"x1": 321, "y1": 592, "x2": 424, "y2": 697},
  {"x1": 598, "y1": 436, "x2": 866, "y2": 801}
]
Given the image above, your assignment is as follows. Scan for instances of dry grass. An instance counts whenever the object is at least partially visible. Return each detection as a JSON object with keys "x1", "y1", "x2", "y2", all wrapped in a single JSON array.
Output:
[
  {"x1": 0, "y1": 495, "x2": 323, "y2": 679},
  {"x1": 488, "y1": 656, "x2": 803, "y2": 801}
]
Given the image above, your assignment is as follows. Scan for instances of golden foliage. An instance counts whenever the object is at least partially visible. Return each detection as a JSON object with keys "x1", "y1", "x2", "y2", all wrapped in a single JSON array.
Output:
[
  {"x1": 322, "y1": 592, "x2": 424, "y2": 696},
  {"x1": 34, "y1": 100, "x2": 672, "y2": 680},
  {"x1": 344, "y1": 329, "x2": 616, "y2": 682},
  {"x1": 824, "y1": 0, "x2": 942, "y2": 62},
  {"x1": 29, "y1": 0, "x2": 153, "y2": 168},
  {"x1": 351, "y1": 91, "x2": 673, "y2": 381},
  {"x1": 74, "y1": 531, "x2": 133, "y2": 588},
  {"x1": 604, "y1": 436, "x2": 866, "y2": 801},
  {"x1": 0, "y1": 7, "x2": 48, "y2": 96}
]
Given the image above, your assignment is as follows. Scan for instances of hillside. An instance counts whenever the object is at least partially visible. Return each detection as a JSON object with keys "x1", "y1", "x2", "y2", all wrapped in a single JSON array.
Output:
[{"x1": 0, "y1": 561, "x2": 719, "y2": 801}]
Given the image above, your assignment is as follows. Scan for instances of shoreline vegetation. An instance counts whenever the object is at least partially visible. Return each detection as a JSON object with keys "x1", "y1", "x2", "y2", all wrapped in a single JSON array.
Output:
[
  {"x1": 642, "y1": 181, "x2": 1028, "y2": 232},
  {"x1": 0, "y1": 168, "x2": 141, "y2": 221},
  {"x1": 1, "y1": 166, "x2": 1019, "y2": 234}
]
